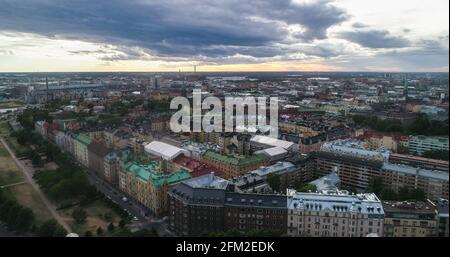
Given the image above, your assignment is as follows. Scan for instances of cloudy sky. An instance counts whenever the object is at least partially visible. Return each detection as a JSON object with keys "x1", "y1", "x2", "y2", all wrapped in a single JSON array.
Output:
[{"x1": 0, "y1": 0, "x2": 448, "y2": 72}]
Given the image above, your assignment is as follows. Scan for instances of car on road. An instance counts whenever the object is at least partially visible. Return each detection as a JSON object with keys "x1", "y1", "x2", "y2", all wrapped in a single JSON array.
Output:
[{"x1": 122, "y1": 197, "x2": 128, "y2": 202}]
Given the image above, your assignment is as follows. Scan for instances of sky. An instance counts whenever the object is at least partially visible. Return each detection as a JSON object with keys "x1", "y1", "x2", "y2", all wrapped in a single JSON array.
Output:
[{"x1": 0, "y1": 0, "x2": 448, "y2": 72}]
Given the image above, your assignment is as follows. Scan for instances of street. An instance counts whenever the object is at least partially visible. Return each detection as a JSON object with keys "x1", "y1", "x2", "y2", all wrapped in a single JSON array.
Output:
[{"x1": 84, "y1": 169, "x2": 175, "y2": 237}]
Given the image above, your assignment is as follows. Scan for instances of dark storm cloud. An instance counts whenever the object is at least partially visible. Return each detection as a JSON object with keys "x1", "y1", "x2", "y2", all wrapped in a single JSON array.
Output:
[
  {"x1": 0, "y1": 0, "x2": 349, "y2": 59},
  {"x1": 327, "y1": 35, "x2": 449, "y2": 71},
  {"x1": 337, "y1": 29, "x2": 411, "y2": 48}
]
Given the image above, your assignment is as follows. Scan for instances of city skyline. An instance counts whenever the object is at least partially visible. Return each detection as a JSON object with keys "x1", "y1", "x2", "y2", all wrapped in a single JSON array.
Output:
[{"x1": 0, "y1": 0, "x2": 448, "y2": 73}]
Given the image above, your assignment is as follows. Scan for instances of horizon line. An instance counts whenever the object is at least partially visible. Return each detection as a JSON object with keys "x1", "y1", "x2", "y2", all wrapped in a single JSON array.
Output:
[{"x1": 0, "y1": 70, "x2": 449, "y2": 74}]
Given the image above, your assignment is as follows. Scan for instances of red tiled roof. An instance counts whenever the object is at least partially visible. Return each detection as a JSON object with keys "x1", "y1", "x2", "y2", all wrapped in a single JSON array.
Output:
[
  {"x1": 173, "y1": 155, "x2": 221, "y2": 178},
  {"x1": 357, "y1": 131, "x2": 409, "y2": 142}
]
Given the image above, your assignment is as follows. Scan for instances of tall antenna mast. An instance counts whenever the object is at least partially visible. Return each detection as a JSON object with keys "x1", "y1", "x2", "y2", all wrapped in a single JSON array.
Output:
[{"x1": 46, "y1": 76, "x2": 49, "y2": 103}]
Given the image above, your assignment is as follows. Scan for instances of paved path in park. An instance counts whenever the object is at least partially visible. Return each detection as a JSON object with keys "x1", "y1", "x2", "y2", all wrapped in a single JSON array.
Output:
[
  {"x1": 1, "y1": 138, "x2": 72, "y2": 233},
  {"x1": 0, "y1": 181, "x2": 26, "y2": 189}
]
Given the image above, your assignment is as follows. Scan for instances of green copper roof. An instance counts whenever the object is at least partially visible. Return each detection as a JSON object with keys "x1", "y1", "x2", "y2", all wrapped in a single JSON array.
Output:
[
  {"x1": 76, "y1": 134, "x2": 93, "y2": 145},
  {"x1": 203, "y1": 150, "x2": 265, "y2": 167},
  {"x1": 124, "y1": 161, "x2": 191, "y2": 188}
]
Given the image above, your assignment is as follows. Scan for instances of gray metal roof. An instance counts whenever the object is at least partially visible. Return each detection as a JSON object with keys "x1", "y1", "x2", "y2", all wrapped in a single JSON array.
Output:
[
  {"x1": 382, "y1": 163, "x2": 449, "y2": 181},
  {"x1": 287, "y1": 189, "x2": 384, "y2": 217}
]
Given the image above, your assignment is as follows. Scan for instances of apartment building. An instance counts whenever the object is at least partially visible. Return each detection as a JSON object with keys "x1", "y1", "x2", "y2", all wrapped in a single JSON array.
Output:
[
  {"x1": 381, "y1": 163, "x2": 449, "y2": 200},
  {"x1": 314, "y1": 151, "x2": 384, "y2": 190},
  {"x1": 433, "y1": 199, "x2": 449, "y2": 237},
  {"x1": 87, "y1": 139, "x2": 110, "y2": 176},
  {"x1": 201, "y1": 150, "x2": 268, "y2": 179},
  {"x1": 300, "y1": 134, "x2": 327, "y2": 154},
  {"x1": 168, "y1": 174, "x2": 232, "y2": 236},
  {"x1": 119, "y1": 161, "x2": 191, "y2": 215},
  {"x1": 314, "y1": 140, "x2": 449, "y2": 200},
  {"x1": 104, "y1": 152, "x2": 120, "y2": 186},
  {"x1": 287, "y1": 189, "x2": 385, "y2": 237},
  {"x1": 74, "y1": 134, "x2": 93, "y2": 167},
  {"x1": 223, "y1": 193, "x2": 287, "y2": 235},
  {"x1": 168, "y1": 173, "x2": 287, "y2": 236},
  {"x1": 409, "y1": 136, "x2": 449, "y2": 156},
  {"x1": 383, "y1": 201, "x2": 438, "y2": 237},
  {"x1": 389, "y1": 153, "x2": 449, "y2": 172},
  {"x1": 250, "y1": 161, "x2": 297, "y2": 192},
  {"x1": 285, "y1": 154, "x2": 316, "y2": 184}
]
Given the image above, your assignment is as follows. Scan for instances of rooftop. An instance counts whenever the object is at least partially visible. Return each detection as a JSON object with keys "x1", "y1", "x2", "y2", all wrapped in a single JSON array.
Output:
[
  {"x1": 434, "y1": 199, "x2": 449, "y2": 217},
  {"x1": 254, "y1": 146, "x2": 288, "y2": 157},
  {"x1": 287, "y1": 189, "x2": 384, "y2": 217},
  {"x1": 382, "y1": 163, "x2": 449, "y2": 182},
  {"x1": 203, "y1": 150, "x2": 266, "y2": 167},
  {"x1": 251, "y1": 161, "x2": 296, "y2": 177},
  {"x1": 321, "y1": 139, "x2": 390, "y2": 161},
  {"x1": 144, "y1": 141, "x2": 187, "y2": 160},
  {"x1": 225, "y1": 192, "x2": 287, "y2": 208},
  {"x1": 309, "y1": 172, "x2": 341, "y2": 192},
  {"x1": 410, "y1": 136, "x2": 449, "y2": 145},
  {"x1": 183, "y1": 173, "x2": 232, "y2": 190},
  {"x1": 76, "y1": 134, "x2": 93, "y2": 145},
  {"x1": 382, "y1": 201, "x2": 436, "y2": 215},
  {"x1": 390, "y1": 153, "x2": 449, "y2": 166},
  {"x1": 124, "y1": 161, "x2": 191, "y2": 188},
  {"x1": 250, "y1": 135, "x2": 295, "y2": 150}
]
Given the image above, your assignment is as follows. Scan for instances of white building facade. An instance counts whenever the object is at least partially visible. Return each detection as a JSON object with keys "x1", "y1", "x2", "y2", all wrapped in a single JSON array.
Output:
[{"x1": 287, "y1": 189, "x2": 385, "y2": 237}]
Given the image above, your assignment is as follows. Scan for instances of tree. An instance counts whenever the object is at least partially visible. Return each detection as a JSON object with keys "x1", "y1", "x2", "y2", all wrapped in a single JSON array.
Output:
[
  {"x1": 409, "y1": 115, "x2": 431, "y2": 135},
  {"x1": 422, "y1": 150, "x2": 449, "y2": 161},
  {"x1": 0, "y1": 201, "x2": 15, "y2": 221},
  {"x1": 104, "y1": 212, "x2": 113, "y2": 222},
  {"x1": 72, "y1": 208, "x2": 87, "y2": 224},
  {"x1": 132, "y1": 228, "x2": 158, "y2": 237},
  {"x1": 31, "y1": 151, "x2": 41, "y2": 166},
  {"x1": 119, "y1": 219, "x2": 126, "y2": 228},
  {"x1": 53, "y1": 226, "x2": 68, "y2": 237},
  {"x1": 84, "y1": 231, "x2": 93, "y2": 237},
  {"x1": 410, "y1": 188, "x2": 426, "y2": 201},
  {"x1": 267, "y1": 174, "x2": 281, "y2": 192},
  {"x1": 380, "y1": 188, "x2": 397, "y2": 200},
  {"x1": 367, "y1": 177, "x2": 384, "y2": 196},
  {"x1": 297, "y1": 184, "x2": 317, "y2": 193},
  {"x1": 396, "y1": 144, "x2": 409, "y2": 154},
  {"x1": 96, "y1": 226, "x2": 104, "y2": 236},
  {"x1": 15, "y1": 208, "x2": 35, "y2": 232},
  {"x1": 5, "y1": 204, "x2": 22, "y2": 227},
  {"x1": 37, "y1": 220, "x2": 67, "y2": 237},
  {"x1": 398, "y1": 187, "x2": 410, "y2": 201},
  {"x1": 107, "y1": 223, "x2": 115, "y2": 232}
]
